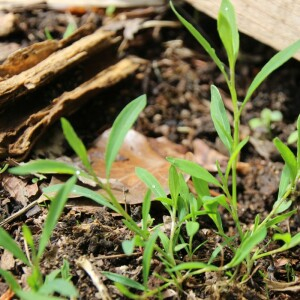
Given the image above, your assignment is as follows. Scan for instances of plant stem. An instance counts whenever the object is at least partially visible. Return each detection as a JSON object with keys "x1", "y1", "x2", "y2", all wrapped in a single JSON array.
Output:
[{"x1": 228, "y1": 67, "x2": 243, "y2": 240}]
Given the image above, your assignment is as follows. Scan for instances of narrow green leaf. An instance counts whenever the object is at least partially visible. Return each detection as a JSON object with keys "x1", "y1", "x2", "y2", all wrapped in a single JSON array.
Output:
[
  {"x1": 39, "y1": 278, "x2": 78, "y2": 297},
  {"x1": 167, "y1": 157, "x2": 221, "y2": 187},
  {"x1": 273, "y1": 165, "x2": 292, "y2": 214},
  {"x1": 242, "y1": 40, "x2": 300, "y2": 110},
  {"x1": 9, "y1": 160, "x2": 77, "y2": 176},
  {"x1": 61, "y1": 118, "x2": 91, "y2": 171},
  {"x1": 0, "y1": 269, "x2": 21, "y2": 292},
  {"x1": 158, "y1": 230, "x2": 170, "y2": 252},
  {"x1": 169, "y1": 165, "x2": 180, "y2": 204},
  {"x1": 290, "y1": 232, "x2": 300, "y2": 248},
  {"x1": 266, "y1": 209, "x2": 296, "y2": 228},
  {"x1": 155, "y1": 196, "x2": 172, "y2": 206},
  {"x1": 170, "y1": 1, "x2": 227, "y2": 79},
  {"x1": 210, "y1": 85, "x2": 233, "y2": 153},
  {"x1": 63, "y1": 22, "x2": 77, "y2": 39},
  {"x1": 168, "y1": 262, "x2": 219, "y2": 272},
  {"x1": 143, "y1": 229, "x2": 159, "y2": 285},
  {"x1": 227, "y1": 227, "x2": 267, "y2": 268},
  {"x1": 217, "y1": 0, "x2": 239, "y2": 66},
  {"x1": 45, "y1": 270, "x2": 61, "y2": 283},
  {"x1": 102, "y1": 271, "x2": 145, "y2": 291},
  {"x1": 225, "y1": 137, "x2": 249, "y2": 180},
  {"x1": 135, "y1": 167, "x2": 167, "y2": 198},
  {"x1": 174, "y1": 243, "x2": 188, "y2": 252},
  {"x1": 38, "y1": 176, "x2": 76, "y2": 258},
  {"x1": 105, "y1": 95, "x2": 146, "y2": 178},
  {"x1": 43, "y1": 184, "x2": 117, "y2": 212},
  {"x1": 142, "y1": 189, "x2": 152, "y2": 231},
  {"x1": 114, "y1": 283, "x2": 140, "y2": 299},
  {"x1": 274, "y1": 138, "x2": 297, "y2": 181},
  {"x1": 0, "y1": 228, "x2": 30, "y2": 265},
  {"x1": 22, "y1": 225, "x2": 36, "y2": 258}
]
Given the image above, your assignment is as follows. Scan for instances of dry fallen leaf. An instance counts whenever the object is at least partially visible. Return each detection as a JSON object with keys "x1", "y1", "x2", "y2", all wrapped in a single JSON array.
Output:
[
  {"x1": 192, "y1": 138, "x2": 228, "y2": 172},
  {"x1": 0, "y1": 250, "x2": 15, "y2": 270},
  {"x1": 1, "y1": 174, "x2": 39, "y2": 206},
  {"x1": 89, "y1": 129, "x2": 188, "y2": 204}
]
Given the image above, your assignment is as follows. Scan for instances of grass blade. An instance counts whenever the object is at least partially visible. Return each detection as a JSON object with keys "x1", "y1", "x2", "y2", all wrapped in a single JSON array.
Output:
[
  {"x1": 142, "y1": 189, "x2": 152, "y2": 231},
  {"x1": 168, "y1": 262, "x2": 219, "y2": 272},
  {"x1": 135, "y1": 167, "x2": 167, "y2": 198},
  {"x1": 210, "y1": 85, "x2": 233, "y2": 153},
  {"x1": 217, "y1": 0, "x2": 239, "y2": 66},
  {"x1": 273, "y1": 137, "x2": 297, "y2": 181},
  {"x1": 143, "y1": 229, "x2": 159, "y2": 286},
  {"x1": 105, "y1": 95, "x2": 146, "y2": 178},
  {"x1": 242, "y1": 40, "x2": 300, "y2": 110},
  {"x1": 167, "y1": 157, "x2": 221, "y2": 187},
  {"x1": 102, "y1": 272, "x2": 145, "y2": 291},
  {"x1": 0, "y1": 228, "x2": 30, "y2": 266},
  {"x1": 0, "y1": 269, "x2": 21, "y2": 292},
  {"x1": 43, "y1": 184, "x2": 116, "y2": 212},
  {"x1": 61, "y1": 118, "x2": 91, "y2": 172},
  {"x1": 170, "y1": 1, "x2": 227, "y2": 80},
  {"x1": 9, "y1": 160, "x2": 78, "y2": 176},
  {"x1": 38, "y1": 176, "x2": 76, "y2": 258},
  {"x1": 226, "y1": 227, "x2": 267, "y2": 268}
]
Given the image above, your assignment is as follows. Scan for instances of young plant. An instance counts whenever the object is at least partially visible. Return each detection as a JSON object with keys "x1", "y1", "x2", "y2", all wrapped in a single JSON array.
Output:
[
  {"x1": 3, "y1": 0, "x2": 300, "y2": 298},
  {"x1": 0, "y1": 176, "x2": 78, "y2": 299},
  {"x1": 249, "y1": 108, "x2": 283, "y2": 133},
  {"x1": 168, "y1": 0, "x2": 300, "y2": 279}
]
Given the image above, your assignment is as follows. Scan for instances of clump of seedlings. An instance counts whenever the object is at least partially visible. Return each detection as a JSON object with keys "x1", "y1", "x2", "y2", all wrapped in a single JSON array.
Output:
[{"x1": 1, "y1": 0, "x2": 300, "y2": 298}]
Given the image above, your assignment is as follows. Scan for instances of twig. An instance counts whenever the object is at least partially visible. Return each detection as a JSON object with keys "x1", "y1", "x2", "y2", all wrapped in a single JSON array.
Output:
[{"x1": 76, "y1": 256, "x2": 112, "y2": 300}]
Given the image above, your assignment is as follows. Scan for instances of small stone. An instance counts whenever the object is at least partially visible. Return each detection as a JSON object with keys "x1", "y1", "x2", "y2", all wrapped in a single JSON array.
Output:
[
  {"x1": 180, "y1": 109, "x2": 190, "y2": 119},
  {"x1": 153, "y1": 114, "x2": 162, "y2": 123}
]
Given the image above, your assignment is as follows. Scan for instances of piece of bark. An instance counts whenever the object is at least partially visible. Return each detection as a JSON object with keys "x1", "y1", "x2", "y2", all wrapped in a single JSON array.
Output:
[
  {"x1": 184, "y1": 0, "x2": 300, "y2": 61},
  {"x1": 0, "y1": 28, "x2": 117, "y2": 107},
  {"x1": 2, "y1": 57, "x2": 143, "y2": 160},
  {"x1": 0, "y1": 0, "x2": 165, "y2": 10},
  {"x1": 0, "y1": 23, "x2": 95, "y2": 80}
]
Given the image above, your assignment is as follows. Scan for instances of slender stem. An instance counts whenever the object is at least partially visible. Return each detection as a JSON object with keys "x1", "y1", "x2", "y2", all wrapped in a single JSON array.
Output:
[{"x1": 228, "y1": 66, "x2": 244, "y2": 240}]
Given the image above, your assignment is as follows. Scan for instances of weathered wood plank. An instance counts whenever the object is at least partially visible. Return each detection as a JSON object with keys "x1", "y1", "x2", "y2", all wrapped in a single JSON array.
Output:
[
  {"x1": 185, "y1": 0, "x2": 300, "y2": 61},
  {"x1": 0, "y1": 0, "x2": 165, "y2": 9}
]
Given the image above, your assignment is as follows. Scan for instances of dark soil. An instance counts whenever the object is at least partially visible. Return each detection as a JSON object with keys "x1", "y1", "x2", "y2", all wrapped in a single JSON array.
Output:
[{"x1": 0, "y1": 3, "x2": 299, "y2": 300}]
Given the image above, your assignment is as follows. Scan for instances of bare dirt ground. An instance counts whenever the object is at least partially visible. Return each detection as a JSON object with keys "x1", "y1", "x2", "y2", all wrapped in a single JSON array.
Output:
[{"x1": 0, "y1": 3, "x2": 299, "y2": 299}]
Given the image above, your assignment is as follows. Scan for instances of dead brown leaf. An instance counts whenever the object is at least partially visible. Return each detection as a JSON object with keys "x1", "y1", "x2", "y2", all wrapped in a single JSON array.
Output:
[
  {"x1": 0, "y1": 250, "x2": 15, "y2": 271},
  {"x1": 192, "y1": 138, "x2": 227, "y2": 172},
  {"x1": 1, "y1": 174, "x2": 39, "y2": 206},
  {"x1": 89, "y1": 129, "x2": 188, "y2": 204}
]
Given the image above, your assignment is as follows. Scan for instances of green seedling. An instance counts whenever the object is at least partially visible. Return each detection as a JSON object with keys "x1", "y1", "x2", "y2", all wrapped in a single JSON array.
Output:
[
  {"x1": 3, "y1": 0, "x2": 300, "y2": 298},
  {"x1": 0, "y1": 177, "x2": 78, "y2": 299},
  {"x1": 249, "y1": 108, "x2": 283, "y2": 132},
  {"x1": 45, "y1": 21, "x2": 77, "y2": 40}
]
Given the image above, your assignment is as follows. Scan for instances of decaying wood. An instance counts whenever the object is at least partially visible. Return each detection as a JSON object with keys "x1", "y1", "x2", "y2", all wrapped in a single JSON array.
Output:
[
  {"x1": 0, "y1": 23, "x2": 95, "y2": 79},
  {"x1": 0, "y1": 0, "x2": 165, "y2": 10},
  {"x1": 0, "y1": 29, "x2": 117, "y2": 106},
  {"x1": 8, "y1": 57, "x2": 143, "y2": 160},
  {"x1": 0, "y1": 20, "x2": 145, "y2": 160},
  {"x1": 184, "y1": 0, "x2": 300, "y2": 61}
]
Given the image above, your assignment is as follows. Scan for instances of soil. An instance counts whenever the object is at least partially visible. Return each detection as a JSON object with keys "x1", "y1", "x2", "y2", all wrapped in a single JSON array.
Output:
[{"x1": 0, "y1": 3, "x2": 300, "y2": 300}]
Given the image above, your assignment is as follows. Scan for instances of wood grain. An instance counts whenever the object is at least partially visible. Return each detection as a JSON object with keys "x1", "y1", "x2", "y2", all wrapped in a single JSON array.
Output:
[{"x1": 185, "y1": 0, "x2": 300, "y2": 61}]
